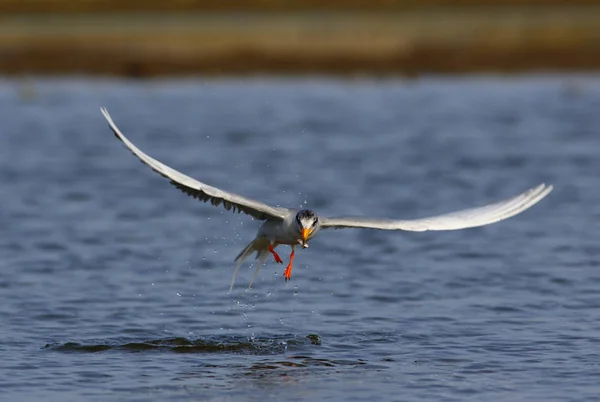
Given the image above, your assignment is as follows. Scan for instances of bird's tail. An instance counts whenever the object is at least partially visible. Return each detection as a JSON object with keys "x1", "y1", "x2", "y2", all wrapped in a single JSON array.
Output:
[
  {"x1": 230, "y1": 238, "x2": 268, "y2": 292},
  {"x1": 249, "y1": 249, "x2": 270, "y2": 289}
]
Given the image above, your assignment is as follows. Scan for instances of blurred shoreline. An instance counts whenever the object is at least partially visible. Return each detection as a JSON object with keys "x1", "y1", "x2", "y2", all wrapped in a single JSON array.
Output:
[{"x1": 1, "y1": 5, "x2": 600, "y2": 77}]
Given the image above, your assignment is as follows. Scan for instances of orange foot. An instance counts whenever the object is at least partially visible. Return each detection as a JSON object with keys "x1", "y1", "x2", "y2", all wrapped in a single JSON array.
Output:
[
  {"x1": 269, "y1": 244, "x2": 283, "y2": 264},
  {"x1": 284, "y1": 249, "x2": 295, "y2": 281}
]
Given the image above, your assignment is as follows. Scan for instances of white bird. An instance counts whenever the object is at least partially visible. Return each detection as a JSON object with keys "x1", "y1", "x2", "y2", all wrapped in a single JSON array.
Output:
[{"x1": 100, "y1": 108, "x2": 553, "y2": 292}]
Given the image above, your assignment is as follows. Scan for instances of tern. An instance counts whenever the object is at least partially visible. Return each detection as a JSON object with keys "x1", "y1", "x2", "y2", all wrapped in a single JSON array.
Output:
[{"x1": 100, "y1": 108, "x2": 553, "y2": 292}]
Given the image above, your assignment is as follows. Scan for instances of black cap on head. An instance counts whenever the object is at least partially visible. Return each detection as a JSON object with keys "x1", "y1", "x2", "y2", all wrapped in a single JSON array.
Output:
[{"x1": 296, "y1": 209, "x2": 316, "y2": 220}]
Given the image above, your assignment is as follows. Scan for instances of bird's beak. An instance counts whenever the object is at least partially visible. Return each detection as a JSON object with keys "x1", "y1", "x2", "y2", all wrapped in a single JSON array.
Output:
[{"x1": 301, "y1": 228, "x2": 312, "y2": 248}]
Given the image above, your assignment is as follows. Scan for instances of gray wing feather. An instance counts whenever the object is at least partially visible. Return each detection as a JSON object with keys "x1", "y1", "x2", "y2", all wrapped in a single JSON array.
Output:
[
  {"x1": 321, "y1": 183, "x2": 552, "y2": 231},
  {"x1": 101, "y1": 108, "x2": 289, "y2": 221}
]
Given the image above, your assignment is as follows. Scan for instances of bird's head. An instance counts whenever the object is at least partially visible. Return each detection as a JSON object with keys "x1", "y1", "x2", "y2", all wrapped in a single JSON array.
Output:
[{"x1": 295, "y1": 209, "x2": 319, "y2": 248}]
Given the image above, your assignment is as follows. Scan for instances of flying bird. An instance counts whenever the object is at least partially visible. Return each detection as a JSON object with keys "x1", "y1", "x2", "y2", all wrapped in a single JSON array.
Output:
[{"x1": 100, "y1": 108, "x2": 553, "y2": 292}]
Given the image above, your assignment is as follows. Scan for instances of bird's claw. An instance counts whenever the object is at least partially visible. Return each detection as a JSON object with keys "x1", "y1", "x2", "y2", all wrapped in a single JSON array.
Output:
[
  {"x1": 283, "y1": 265, "x2": 292, "y2": 281},
  {"x1": 269, "y1": 245, "x2": 283, "y2": 264}
]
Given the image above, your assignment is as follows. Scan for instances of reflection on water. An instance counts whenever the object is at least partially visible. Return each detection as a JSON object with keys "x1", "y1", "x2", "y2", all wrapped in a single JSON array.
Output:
[{"x1": 45, "y1": 334, "x2": 319, "y2": 354}]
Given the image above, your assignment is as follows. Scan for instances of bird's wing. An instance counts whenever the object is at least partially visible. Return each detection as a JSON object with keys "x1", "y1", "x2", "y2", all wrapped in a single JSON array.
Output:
[
  {"x1": 320, "y1": 183, "x2": 552, "y2": 231},
  {"x1": 101, "y1": 108, "x2": 290, "y2": 221}
]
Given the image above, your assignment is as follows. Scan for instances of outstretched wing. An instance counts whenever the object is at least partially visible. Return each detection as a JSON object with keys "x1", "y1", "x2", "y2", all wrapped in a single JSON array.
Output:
[
  {"x1": 320, "y1": 183, "x2": 552, "y2": 231},
  {"x1": 101, "y1": 108, "x2": 289, "y2": 221}
]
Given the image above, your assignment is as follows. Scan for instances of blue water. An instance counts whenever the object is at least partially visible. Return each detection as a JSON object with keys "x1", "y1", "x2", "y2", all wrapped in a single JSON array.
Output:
[{"x1": 1, "y1": 76, "x2": 599, "y2": 401}]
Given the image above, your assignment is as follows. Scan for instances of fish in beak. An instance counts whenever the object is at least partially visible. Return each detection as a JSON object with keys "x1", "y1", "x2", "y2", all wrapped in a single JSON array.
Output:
[{"x1": 300, "y1": 228, "x2": 312, "y2": 248}]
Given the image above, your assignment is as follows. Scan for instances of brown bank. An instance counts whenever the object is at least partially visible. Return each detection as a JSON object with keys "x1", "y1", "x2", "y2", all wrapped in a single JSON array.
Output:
[{"x1": 1, "y1": 2, "x2": 600, "y2": 76}]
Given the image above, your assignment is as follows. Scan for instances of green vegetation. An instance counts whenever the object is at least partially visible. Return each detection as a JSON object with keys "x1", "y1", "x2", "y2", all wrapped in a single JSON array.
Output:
[{"x1": 2, "y1": 0, "x2": 599, "y2": 13}]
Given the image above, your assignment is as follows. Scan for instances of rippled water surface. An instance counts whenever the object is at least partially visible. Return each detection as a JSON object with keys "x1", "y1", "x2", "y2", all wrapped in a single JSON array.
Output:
[{"x1": 1, "y1": 76, "x2": 599, "y2": 401}]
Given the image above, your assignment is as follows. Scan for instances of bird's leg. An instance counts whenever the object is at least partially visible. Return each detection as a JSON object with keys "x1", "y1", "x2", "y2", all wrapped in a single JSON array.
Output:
[
  {"x1": 284, "y1": 245, "x2": 296, "y2": 281},
  {"x1": 269, "y1": 243, "x2": 283, "y2": 264}
]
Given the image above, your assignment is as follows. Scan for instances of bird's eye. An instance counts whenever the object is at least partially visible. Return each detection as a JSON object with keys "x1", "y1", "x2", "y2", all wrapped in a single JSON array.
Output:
[{"x1": 312, "y1": 218, "x2": 318, "y2": 227}]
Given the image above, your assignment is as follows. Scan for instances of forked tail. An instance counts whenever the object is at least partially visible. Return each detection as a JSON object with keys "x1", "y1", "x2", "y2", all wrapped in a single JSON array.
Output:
[{"x1": 230, "y1": 238, "x2": 269, "y2": 292}]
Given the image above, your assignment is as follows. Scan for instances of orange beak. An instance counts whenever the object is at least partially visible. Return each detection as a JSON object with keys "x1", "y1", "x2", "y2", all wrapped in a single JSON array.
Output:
[{"x1": 301, "y1": 228, "x2": 312, "y2": 247}]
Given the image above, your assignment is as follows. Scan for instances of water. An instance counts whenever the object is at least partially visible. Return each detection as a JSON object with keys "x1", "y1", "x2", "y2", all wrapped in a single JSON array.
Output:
[{"x1": 1, "y1": 75, "x2": 599, "y2": 401}]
